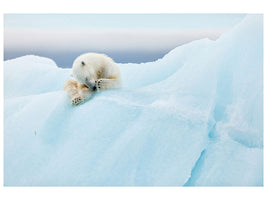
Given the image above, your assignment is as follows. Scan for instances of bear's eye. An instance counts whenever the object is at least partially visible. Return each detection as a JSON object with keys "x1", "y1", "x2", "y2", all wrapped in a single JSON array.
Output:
[{"x1": 81, "y1": 61, "x2": 85, "y2": 66}]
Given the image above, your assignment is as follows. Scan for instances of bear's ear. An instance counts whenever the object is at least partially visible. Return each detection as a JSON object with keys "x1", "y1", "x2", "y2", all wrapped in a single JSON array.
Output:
[{"x1": 81, "y1": 61, "x2": 85, "y2": 66}]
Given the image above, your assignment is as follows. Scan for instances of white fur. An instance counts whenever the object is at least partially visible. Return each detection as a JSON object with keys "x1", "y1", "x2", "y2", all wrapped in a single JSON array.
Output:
[
  {"x1": 72, "y1": 53, "x2": 121, "y2": 89},
  {"x1": 64, "y1": 53, "x2": 122, "y2": 106}
]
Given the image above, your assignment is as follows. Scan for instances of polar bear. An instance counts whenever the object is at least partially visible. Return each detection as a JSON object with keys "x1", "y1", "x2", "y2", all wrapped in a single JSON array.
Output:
[{"x1": 64, "y1": 53, "x2": 122, "y2": 106}]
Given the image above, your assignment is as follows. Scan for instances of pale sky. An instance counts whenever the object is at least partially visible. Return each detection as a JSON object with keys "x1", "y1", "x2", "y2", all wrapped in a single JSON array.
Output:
[
  {"x1": 4, "y1": 14, "x2": 246, "y2": 30},
  {"x1": 4, "y1": 14, "x2": 246, "y2": 67}
]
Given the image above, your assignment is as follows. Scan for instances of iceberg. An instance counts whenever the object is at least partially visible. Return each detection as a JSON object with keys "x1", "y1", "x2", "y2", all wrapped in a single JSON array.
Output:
[{"x1": 4, "y1": 15, "x2": 263, "y2": 186}]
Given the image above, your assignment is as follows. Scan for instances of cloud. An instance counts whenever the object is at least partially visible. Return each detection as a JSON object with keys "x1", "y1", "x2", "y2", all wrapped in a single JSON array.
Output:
[{"x1": 4, "y1": 28, "x2": 226, "y2": 53}]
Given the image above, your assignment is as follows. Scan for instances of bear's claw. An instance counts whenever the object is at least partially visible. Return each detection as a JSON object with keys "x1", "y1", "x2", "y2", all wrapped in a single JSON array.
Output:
[{"x1": 71, "y1": 96, "x2": 84, "y2": 106}]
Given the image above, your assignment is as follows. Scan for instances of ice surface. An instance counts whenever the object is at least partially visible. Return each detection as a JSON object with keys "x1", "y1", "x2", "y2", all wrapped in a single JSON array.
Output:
[{"x1": 4, "y1": 15, "x2": 263, "y2": 186}]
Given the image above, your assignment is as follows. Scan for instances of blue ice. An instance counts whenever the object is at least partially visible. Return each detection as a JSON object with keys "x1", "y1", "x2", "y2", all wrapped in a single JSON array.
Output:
[{"x1": 4, "y1": 15, "x2": 263, "y2": 186}]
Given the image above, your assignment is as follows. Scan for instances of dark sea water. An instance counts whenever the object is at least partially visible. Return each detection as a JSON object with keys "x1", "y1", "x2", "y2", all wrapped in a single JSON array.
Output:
[{"x1": 4, "y1": 49, "x2": 171, "y2": 68}]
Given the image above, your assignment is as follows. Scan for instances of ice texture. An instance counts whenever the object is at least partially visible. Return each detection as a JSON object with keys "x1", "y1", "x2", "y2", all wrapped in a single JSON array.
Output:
[{"x1": 4, "y1": 15, "x2": 263, "y2": 186}]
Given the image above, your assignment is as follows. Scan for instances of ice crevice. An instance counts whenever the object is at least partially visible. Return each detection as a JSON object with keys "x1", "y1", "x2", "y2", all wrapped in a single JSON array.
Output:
[{"x1": 183, "y1": 149, "x2": 207, "y2": 186}]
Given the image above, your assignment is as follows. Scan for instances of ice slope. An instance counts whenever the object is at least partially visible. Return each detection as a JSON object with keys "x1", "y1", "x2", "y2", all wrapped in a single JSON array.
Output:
[{"x1": 4, "y1": 15, "x2": 263, "y2": 186}]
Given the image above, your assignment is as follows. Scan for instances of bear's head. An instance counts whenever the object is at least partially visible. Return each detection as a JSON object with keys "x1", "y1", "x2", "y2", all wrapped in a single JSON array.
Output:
[{"x1": 72, "y1": 54, "x2": 97, "y2": 91}]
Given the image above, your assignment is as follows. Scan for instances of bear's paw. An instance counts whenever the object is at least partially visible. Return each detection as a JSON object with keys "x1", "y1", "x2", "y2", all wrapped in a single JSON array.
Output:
[
  {"x1": 96, "y1": 79, "x2": 103, "y2": 89},
  {"x1": 71, "y1": 96, "x2": 84, "y2": 106}
]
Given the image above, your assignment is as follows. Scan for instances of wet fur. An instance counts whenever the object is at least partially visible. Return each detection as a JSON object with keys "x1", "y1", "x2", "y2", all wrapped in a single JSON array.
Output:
[{"x1": 64, "y1": 79, "x2": 94, "y2": 106}]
